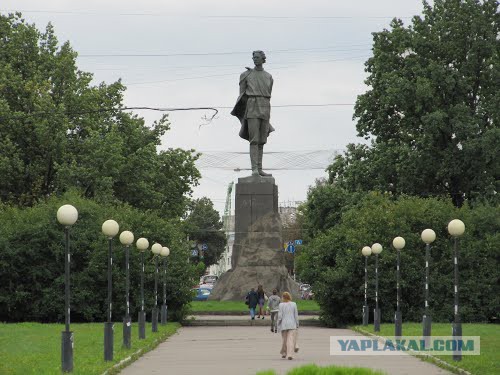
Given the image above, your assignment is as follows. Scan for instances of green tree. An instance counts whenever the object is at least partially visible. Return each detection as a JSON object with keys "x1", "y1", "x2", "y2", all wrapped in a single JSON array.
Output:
[
  {"x1": 329, "y1": 0, "x2": 499, "y2": 207},
  {"x1": 298, "y1": 193, "x2": 500, "y2": 326},
  {"x1": 0, "y1": 191, "x2": 197, "y2": 322},
  {"x1": 184, "y1": 197, "x2": 226, "y2": 269},
  {"x1": 0, "y1": 13, "x2": 200, "y2": 215}
]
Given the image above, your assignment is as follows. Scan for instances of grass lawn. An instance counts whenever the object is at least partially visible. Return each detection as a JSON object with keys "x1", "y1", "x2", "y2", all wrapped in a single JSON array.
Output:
[
  {"x1": 352, "y1": 323, "x2": 499, "y2": 375},
  {"x1": 0, "y1": 321, "x2": 180, "y2": 375},
  {"x1": 257, "y1": 364, "x2": 385, "y2": 375},
  {"x1": 190, "y1": 299, "x2": 320, "y2": 312}
]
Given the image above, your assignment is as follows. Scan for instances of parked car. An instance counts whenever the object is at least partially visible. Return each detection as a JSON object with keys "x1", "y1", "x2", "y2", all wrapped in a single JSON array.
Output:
[
  {"x1": 200, "y1": 275, "x2": 218, "y2": 286},
  {"x1": 192, "y1": 287, "x2": 212, "y2": 301},
  {"x1": 300, "y1": 284, "x2": 314, "y2": 300},
  {"x1": 299, "y1": 283, "x2": 311, "y2": 291}
]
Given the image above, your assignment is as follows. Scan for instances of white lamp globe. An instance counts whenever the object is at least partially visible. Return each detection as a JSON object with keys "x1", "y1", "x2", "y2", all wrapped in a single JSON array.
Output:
[
  {"x1": 102, "y1": 220, "x2": 119, "y2": 238},
  {"x1": 161, "y1": 247, "x2": 170, "y2": 257},
  {"x1": 361, "y1": 246, "x2": 372, "y2": 256},
  {"x1": 448, "y1": 219, "x2": 465, "y2": 237},
  {"x1": 57, "y1": 205, "x2": 78, "y2": 226},
  {"x1": 119, "y1": 231, "x2": 134, "y2": 246},
  {"x1": 392, "y1": 236, "x2": 406, "y2": 250},
  {"x1": 136, "y1": 238, "x2": 149, "y2": 251},
  {"x1": 371, "y1": 243, "x2": 383, "y2": 255},
  {"x1": 151, "y1": 243, "x2": 162, "y2": 255},
  {"x1": 421, "y1": 229, "x2": 436, "y2": 244}
]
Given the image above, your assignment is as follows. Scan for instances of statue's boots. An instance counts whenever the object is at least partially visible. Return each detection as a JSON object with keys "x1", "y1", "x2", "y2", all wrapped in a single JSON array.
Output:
[
  {"x1": 250, "y1": 144, "x2": 260, "y2": 176},
  {"x1": 258, "y1": 145, "x2": 272, "y2": 177}
]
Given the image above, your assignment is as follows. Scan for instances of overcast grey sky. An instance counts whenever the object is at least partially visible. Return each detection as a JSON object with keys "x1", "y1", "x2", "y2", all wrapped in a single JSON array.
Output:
[{"x1": 2, "y1": 0, "x2": 427, "y2": 214}]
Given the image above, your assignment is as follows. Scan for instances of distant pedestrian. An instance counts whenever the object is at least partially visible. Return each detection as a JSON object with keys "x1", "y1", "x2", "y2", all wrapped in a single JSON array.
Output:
[
  {"x1": 246, "y1": 287, "x2": 259, "y2": 320},
  {"x1": 267, "y1": 289, "x2": 281, "y2": 333},
  {"x1": 257, "y1": 284, "x2": 266, "y2": 319},
  {"x1": 277, "y1": 292, "x2": 299, "y2": 360}
]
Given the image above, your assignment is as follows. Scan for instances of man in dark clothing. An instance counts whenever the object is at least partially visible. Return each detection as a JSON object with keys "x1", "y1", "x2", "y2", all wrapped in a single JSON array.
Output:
[{"x1": 246, "y1": 288, "x2": 259, "y2": 320}]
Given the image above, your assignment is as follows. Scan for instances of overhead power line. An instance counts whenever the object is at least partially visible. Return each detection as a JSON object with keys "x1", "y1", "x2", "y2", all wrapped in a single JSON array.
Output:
[
  {"x1": 78, "y1": 46, "x2": 371, "y2": 58},
  {"x1": 0, "y1": 9, "x2": 413, "y2": 19},
  {"x1": 2, "y1": 103, "x2": 353, "y2": 118}
]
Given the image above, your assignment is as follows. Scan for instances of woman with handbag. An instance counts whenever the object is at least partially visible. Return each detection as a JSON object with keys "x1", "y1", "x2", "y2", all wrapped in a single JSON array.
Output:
[{"x1": 277, "y1": 292, "x2": 299, "y2": 360}]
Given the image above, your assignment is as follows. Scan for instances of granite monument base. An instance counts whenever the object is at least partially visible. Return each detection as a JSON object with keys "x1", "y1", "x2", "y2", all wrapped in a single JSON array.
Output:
[{"x1": 209, "y1": 177, "x2": 299, "y2": 301}]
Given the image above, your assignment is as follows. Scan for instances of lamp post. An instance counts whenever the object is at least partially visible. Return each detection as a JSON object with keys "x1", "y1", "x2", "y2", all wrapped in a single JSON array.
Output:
[
  {"x1": 102, "y1": 219, "x2": 119, "y2": 361},
  {"x1": 371, "y1": 243, "x2": 383, "y2": 332},
  {"x1": 392, "y1": 236, "x2": 405, "y2": 338},
  {"x1": 361, "y1": 246, "x2": 372, "y2": 326},
  {"x1": 160, "y1": 246, "x2": 170, "y2": 325},
  {"x1": 136, "y1": 237, "x2": 149, "y2": 339},
  {"x1": 448, "y1": 219, "x2": 465, "y2": 361},
  {"x1": 421, "y1": 229, "x2": 436, "y2": 349},
  {"x1": 119, "y1": 231, "x2": 134, "y2": 349},
  {"x1": 151, "y1": 243, "x2": 162, "y2": 333},
  {"x1": 57, "y1": 204, "x2": 78, "y2": 373}
]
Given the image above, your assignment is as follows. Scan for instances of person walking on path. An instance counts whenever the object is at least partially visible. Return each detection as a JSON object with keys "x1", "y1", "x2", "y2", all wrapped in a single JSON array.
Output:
[
  {"x1": 256, "y1": 285, "x2": 266, "y2": 319},
  {"x1": 277, "y1": 292, "x2": 299, "y2": 360},
  {"x1": 267, "y1": 289, "x2": 281, "y2": 333},
  {"x1": 246, "y1": 287, "x2": 259, "y2": 320}
]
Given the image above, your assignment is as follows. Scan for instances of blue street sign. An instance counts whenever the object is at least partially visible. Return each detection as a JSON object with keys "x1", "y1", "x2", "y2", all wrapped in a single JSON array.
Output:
[
  {"x1": 295, "y1": 239, "x2": 303, "y2": 245},
  {"x1": 202, "y1": 243, "x2": 208, "y2": 251},
  {"x1": 287, "y1": 244, "x2": 295, "y2": 254}
]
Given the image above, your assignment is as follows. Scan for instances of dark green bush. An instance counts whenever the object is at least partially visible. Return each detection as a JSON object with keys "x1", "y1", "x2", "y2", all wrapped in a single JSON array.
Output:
[
  {"x1": 299, "y1": 193, "x2": 500, "y2": 326},
  {"x1": 0, "y1": 191, "x2": 196, "y2": 322}
]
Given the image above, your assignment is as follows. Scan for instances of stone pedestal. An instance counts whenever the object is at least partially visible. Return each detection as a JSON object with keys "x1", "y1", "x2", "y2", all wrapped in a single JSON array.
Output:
[{"x1": 210, "y1": 176, "x2": 299, "y2": 301}]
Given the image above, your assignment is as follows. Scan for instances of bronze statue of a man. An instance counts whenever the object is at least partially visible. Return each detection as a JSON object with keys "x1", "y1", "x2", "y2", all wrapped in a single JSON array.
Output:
[{"x1": 231, "y1": 50, "x2": 275, "y2": 177}]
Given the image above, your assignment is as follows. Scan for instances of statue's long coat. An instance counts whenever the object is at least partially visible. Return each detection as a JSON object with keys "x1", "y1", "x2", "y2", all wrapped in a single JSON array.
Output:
[{"x1": 230, "y1": 68, "x2": 275, "y2": 141}]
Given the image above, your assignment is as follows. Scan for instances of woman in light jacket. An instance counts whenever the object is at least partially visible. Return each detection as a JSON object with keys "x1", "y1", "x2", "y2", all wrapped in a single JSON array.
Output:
[{"x1": 277, "y1": 291, "x2": 299, "y2": 360}]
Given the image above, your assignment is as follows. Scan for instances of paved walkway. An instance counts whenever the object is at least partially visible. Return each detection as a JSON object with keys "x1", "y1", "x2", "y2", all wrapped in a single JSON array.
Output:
[{"x1": 119, "y1": 326, "x2": 452, "y2": 375}]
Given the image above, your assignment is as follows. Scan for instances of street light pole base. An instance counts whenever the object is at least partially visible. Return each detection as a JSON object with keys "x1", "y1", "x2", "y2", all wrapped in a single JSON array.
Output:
[
  {"x1": 374, "y1": 308, "x2": 381, "y2": 332},
  {"x1": 123, "y1": 316, "x2": 131, "y2": 349},
  {"x1": 422, "y1": 314, "x2": 432, "y2": 349},
  {"x1": 104, "y1": 322, "x2": 114, "y2": 361},
  {"x1": 452, "y1": 321, "x2": 462, "y2": 361},
  {"x1": 362, "y1": 305, "x2": 369, "y2": 326},
  {"x1": 61, "y1": 331, "x2": 73, "y2": 372},
  {"x1": 394, "y1": 311, "x2": 402, "y2": 338},
  {"x1": 161, "y1": 304, "x2": 168, "y2": 325},
  {"x1": 138, "y1": 311, "x2": 146, "y2": 339},
  {"x1": 152, "y1": 308, "x2": 159, "y2": 332}
]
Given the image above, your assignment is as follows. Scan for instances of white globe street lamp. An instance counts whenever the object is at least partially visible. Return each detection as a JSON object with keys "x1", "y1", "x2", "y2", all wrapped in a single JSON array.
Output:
[
  {"x1": 160, "y1": 246, "x2": 170, "y2": 325},
  {"x1": 102, "y1": 220, "x2": 119, "y2": 362},
  {"x1": 150, "y1": 243, "x2": 162, "y2": 333},
  {"x1": 392, "y1": 236, "x2": 405, "y2": 338},
  {"x1": 56, "y1": 204, "x2": 78, "y2": 373},
  {"x1": 371, "y1": 243, "x2": 383, "y2": 332},
  {"x1": 421, "y1": 229, "x2": 436, "y2": 348},
  {"x1": 136, "y1": 238, "x2": 149, "y2": 339},
  {"x1": 57, "y1": 205, "x2": 78, "y2": 226},
  {"x1": 102, "y1": 220, "x2": 119, "y2": 238},
  {"x1": 448, "y1": 219, "x2": 465, "y2": 361},
  {"x1": 361, "y1": 246, "x2": 372, "y2": 326},
  {"x1": 119, "y1": 231, "x2": 134, "y2": 349},
  {"x1": 448, "y1": 219, "x2": 465, "y2": 237}
]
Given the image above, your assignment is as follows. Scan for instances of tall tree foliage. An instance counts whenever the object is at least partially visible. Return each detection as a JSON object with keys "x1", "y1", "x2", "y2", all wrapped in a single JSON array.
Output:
[
  {"x1": 0, "y1": 192, "x2": 196, "y2": 322},
  {"x1": 297, "y1": 193, "x2": 500, "y2": 326},
  {"x1": 0, "y1": 13, "x2": 200, "y2": 216},
  {"x1": 184, "y1": 197, "x2": 226, "y2": 269},
  {"x1": 329, "y1": 0, "x2": 499, "y2": 207}
]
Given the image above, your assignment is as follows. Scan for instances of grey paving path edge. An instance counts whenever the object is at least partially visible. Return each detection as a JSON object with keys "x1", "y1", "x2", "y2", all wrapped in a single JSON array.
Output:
[{"x1": 119, "y1": 326, "x2": 452, "y2": 375}]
